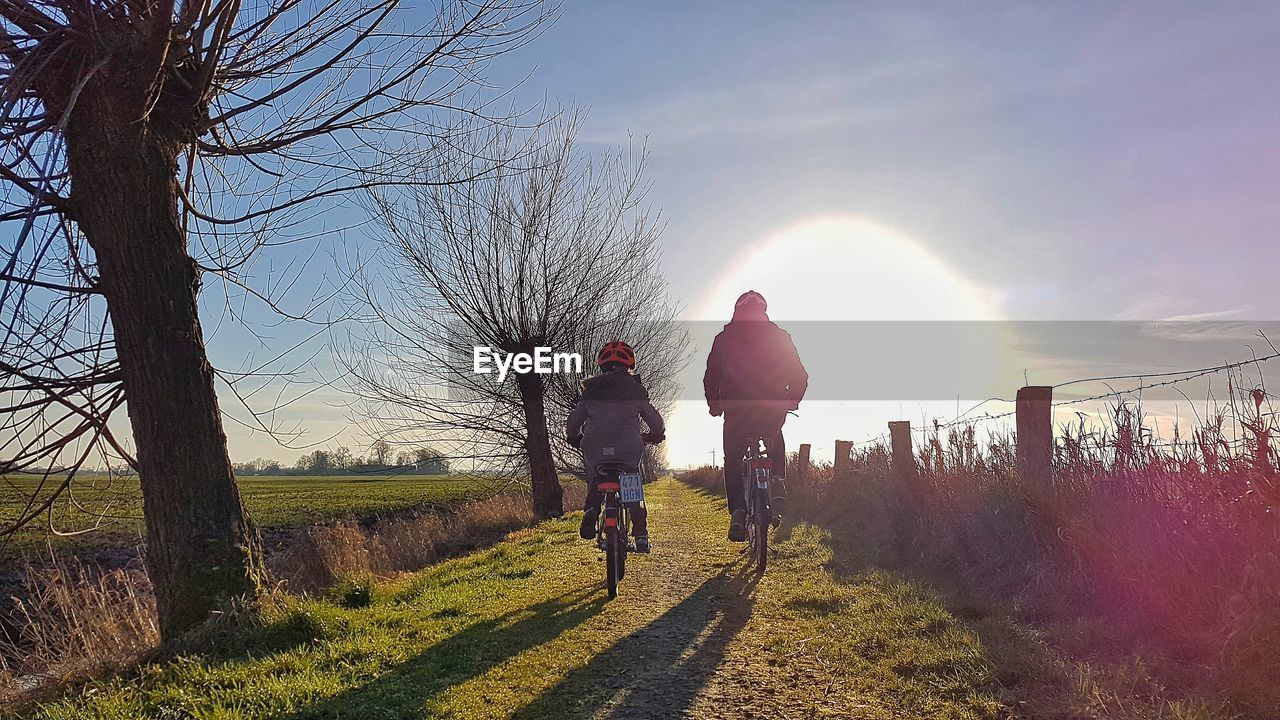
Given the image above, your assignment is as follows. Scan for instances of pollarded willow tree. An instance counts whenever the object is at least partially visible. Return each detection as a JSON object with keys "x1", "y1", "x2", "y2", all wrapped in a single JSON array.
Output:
[
  {"x1": 0, "y1": 0, "x2": 554, "y2": 635},
  {"x1": 344, "y1": 111, "x2": 688, "y2": 518}
]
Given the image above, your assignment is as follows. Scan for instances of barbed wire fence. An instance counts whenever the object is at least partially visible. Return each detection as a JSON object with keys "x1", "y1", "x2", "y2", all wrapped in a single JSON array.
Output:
[{"x1": 815, "y1": 347, "x2": 1280, "y2": 474}]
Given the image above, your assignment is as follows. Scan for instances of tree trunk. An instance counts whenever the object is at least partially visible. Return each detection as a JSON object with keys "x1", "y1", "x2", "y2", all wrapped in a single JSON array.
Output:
[
  {"x1": 515, "y1": 371, "x2": 564, "y2": 519},
  {"x1": 65, "y1": 103, "x2": 264, "y2": 637}
]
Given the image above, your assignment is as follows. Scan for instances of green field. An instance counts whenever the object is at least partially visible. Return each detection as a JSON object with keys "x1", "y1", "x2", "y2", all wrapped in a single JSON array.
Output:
[{"x1": 1, "y1": 474, "x2": 496, "y2": 561}]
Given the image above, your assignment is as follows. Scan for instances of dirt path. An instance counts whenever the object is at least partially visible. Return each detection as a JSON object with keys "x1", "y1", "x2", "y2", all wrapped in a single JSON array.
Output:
[
  {"x1": 480, "y1": 480, "x2": 1002, "y2": 720},
  {"x1": 30, "y1": 480, "x2": 1006, "y2": 720}
]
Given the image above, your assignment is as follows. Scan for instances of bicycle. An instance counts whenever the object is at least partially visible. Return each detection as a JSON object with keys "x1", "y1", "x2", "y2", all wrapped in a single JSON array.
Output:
[
  {"x1": 741, "y1": 436, "x2": 782, "y2": 572},
  {"x1": 593, "y1": 460, "x2": 646, "y2": 599}
]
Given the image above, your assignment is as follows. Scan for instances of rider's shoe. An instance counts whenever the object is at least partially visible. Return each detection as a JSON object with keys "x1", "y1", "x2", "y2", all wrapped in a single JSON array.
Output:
[
  {"x1": 579, "y1": 507, "x2": 599, "y2": 539},
  {"x1": 633, "y1": 535, "x2": 651, "y2": 553},
  {"x1": 769, "y1": 477, "x2": 788, "y2": 516},
  {"x1": 728, "y1": 510, "x2": 747, "y2": 542}
]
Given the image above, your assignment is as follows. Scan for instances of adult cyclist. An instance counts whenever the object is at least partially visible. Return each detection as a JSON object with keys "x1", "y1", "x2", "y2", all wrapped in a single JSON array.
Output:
[{"x1": 703, "y1": 290, "x2": 808, "y2": 542}]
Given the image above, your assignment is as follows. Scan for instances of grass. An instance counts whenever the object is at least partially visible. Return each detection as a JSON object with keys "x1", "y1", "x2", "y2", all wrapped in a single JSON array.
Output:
[
  {"x1": 1, "y1": 474, "x2": 488, "y2": 560},
  {"x1": 17, "y1": 479, "x2": 1012, "y2": 719},
  {"x1": 1, "y1": 487, "x2": 583, "y2": 703},
  {"x1": 721, "y1": 396, "x2": 1280, "y2": 720}
]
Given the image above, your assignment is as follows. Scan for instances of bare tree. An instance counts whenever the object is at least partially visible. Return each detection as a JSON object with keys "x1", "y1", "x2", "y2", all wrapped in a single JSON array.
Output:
[
  {"x1": 0, "y1": 0, "x2": 553, "y2": 635},
  {"x1": 343, "y1": 111, "x2": 687, "y2": 518},
  {"x1": 369, "y1": 439, "x2": 392, "y2": 466}
]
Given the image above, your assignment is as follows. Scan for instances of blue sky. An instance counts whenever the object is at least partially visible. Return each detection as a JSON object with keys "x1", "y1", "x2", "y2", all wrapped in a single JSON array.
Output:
[
  {"x1": 31, "y1": 1, "x2": 1280, "y2": 466},
  {"x1": 481, "y1": 2, "x2": 1280, "y2": 322}
]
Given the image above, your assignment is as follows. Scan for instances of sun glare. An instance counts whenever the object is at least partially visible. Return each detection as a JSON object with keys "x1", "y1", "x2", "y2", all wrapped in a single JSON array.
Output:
[
  {"x1": 670, "y1": 216, "x2": 1002, "y2": 468},
  {"x1": 693, "y1": 216, "x2": 998, "y2": 322}
]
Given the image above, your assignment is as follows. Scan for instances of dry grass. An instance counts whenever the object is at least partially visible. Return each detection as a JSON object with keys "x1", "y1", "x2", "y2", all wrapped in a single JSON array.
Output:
[
  {"x1": 268, "y1": 490, "x2": 582, "y2": 593},
  {"x1": 787, "y1": 399, "x2": 1280, "y2": 718},
  {"x1": 677, "y1": 392, "x2": 1280, "y2": 716},
  {"x1": 1218, "y1": 551, "x2": 1280, "y2": 716},
  {"x1": 0, "y1": 554, "x2": 158, "y2": 705},
  {"x1": 0, "y1": 483, "x2": 585, "y2": 706},
  {"x1": 676, "y1": 466, "x2": 723, "y2": 494}
]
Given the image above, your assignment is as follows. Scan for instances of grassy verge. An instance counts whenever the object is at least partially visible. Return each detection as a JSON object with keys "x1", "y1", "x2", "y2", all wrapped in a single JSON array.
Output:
[
  {"x1": 18, "y1": 479, "x2": 1012, "y2": 719},
  {"x1": 1, "y1": 484, "x2": 584, "y2": 708},
  {"x1": 681, "y1": 452, "x2": 1269, "y2": 720}
]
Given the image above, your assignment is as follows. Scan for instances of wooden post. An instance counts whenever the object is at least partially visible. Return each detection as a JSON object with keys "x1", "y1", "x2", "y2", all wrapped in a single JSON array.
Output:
[
  {"x1": 888, "y1": 421, "x2": 918, "y2": 488},
  {"x1": 888, "y1": 420, "x2": 919, "y2": 551},
  {"x1": 833, "y1": 440, "x2": 853, "y2": 476},
  {"x1": 796, "y1": 443, "x2": 811, "y2": 487},
  {"x1": 1016, "y1": 386, "x2": 1053, "y2": 494}
]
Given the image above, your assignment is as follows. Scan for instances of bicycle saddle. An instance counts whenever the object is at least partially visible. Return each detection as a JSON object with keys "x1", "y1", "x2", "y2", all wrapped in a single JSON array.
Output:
[{"x1": 594, "y1": 461, "x2": 635, "y2": 476}]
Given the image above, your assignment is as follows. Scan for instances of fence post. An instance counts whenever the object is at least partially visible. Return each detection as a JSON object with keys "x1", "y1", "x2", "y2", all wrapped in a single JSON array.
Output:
[
  {"x1": 833, "y1": 440, "x2": 853, "y2": 476},
  {"x1": 888, "y1": 421, "x2": 917, "y2": 488},
  {"x1": 887, "y1": 421, "x2": 919, "y2": 551},
  {"x1": 1016, "y1": 386, "x2": 1053, "y2": 494},
  {"x1": 796, "y1": 443, "x2": 811, "y2": 487}
]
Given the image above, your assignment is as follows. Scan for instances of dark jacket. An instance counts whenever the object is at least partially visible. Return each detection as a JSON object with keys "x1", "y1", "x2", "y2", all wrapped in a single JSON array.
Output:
[
  {"x1": 567, "y1": 370, "x2": 664, "y2": 475},
  {"x1": 703, "y1": 319, "x2": 808, "y2": 410}
]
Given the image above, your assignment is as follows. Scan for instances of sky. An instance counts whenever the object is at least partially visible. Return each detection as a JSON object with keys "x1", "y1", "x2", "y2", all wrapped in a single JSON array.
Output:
[
  {"x1": 485, "y1": 1, "x2": 1280, "y2": 467},
  {"x1": 498, "y1": 2, "x2": 1280, "y2": 319},
  {"x1": 24, "y1": 1, "x2": 1280, "y2": 469}
]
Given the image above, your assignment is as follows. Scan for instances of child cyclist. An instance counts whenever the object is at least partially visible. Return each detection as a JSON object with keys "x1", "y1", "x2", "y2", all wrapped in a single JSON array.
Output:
[{"x1": 566, "y1": 341, "x2": 665, "y2": 553}]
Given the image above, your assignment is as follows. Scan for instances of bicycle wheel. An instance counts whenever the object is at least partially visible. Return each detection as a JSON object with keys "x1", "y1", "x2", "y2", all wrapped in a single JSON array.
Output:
[
  {"x1": 605, "y1": 527, "x2": 619, "y2": 598},
  {"x1": 754, "y1": 497, "x2": 770, "y2": 572},
  {"x1": 617, "y1": 508, "x2": 628, "y2": 582},
  {"x1": 617, "y1": 535, "x2": 627, "y2": 583}
]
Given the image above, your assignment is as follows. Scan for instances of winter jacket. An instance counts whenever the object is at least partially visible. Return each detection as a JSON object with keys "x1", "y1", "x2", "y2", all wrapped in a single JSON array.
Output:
[
  {"x1": 703, "y1": 317, "x2": 808, "y2": 411},
  {"x1": 566, "y1": 370, "x2": 665, "y2": 477}
]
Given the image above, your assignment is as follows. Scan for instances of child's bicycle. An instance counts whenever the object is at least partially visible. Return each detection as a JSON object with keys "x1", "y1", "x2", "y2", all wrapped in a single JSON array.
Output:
[
  {"x1": 741, "y1": 436, "x2": 782, "y2": 573},
  {"x1": 593, "y1": 461, "x2": 646, "y2": 599}
]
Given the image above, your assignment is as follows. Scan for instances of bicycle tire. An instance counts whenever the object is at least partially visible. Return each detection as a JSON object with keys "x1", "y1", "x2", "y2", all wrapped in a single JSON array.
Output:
[
  {"x1": 617, "y1": 535, "x2": 627, "y2": 583},
  {"x1": 606, "y1": 527, "x2": 619, "y2": 598},
  {"x1": 755, "y1": 500, "x2": 769, "y2": 572},
  {"x1": 618, "y1": 508, "x2": 628, "y2": 582}
]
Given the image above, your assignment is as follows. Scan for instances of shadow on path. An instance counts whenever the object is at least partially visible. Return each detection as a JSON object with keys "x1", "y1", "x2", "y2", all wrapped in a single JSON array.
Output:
[
  {"x1": 511, "y1": 563, "x2": 760, "y2": 720},
  {"x1": 285, "y1": 584, "x2": 607, "y2": 720}
]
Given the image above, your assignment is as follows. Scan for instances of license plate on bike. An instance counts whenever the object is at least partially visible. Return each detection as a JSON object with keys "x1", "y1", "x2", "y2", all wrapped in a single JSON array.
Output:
[{"x1": 618, "y1": 473, "x2": 644, "y2": 504}]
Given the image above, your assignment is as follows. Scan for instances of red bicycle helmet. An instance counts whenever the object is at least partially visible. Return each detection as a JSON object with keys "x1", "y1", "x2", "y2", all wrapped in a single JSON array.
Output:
[{"x1": 597, "y1": 341, "x2": 636, "y2": 369}]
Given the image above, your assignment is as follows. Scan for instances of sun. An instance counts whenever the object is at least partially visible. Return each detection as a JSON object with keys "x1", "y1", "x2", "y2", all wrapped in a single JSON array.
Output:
[
  {"x1": 668, "y1": 216, "x2": 1003, "y2": 469},
  {"x1": 693, "y1": 216, "x2": 998, "y2": 321}
]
